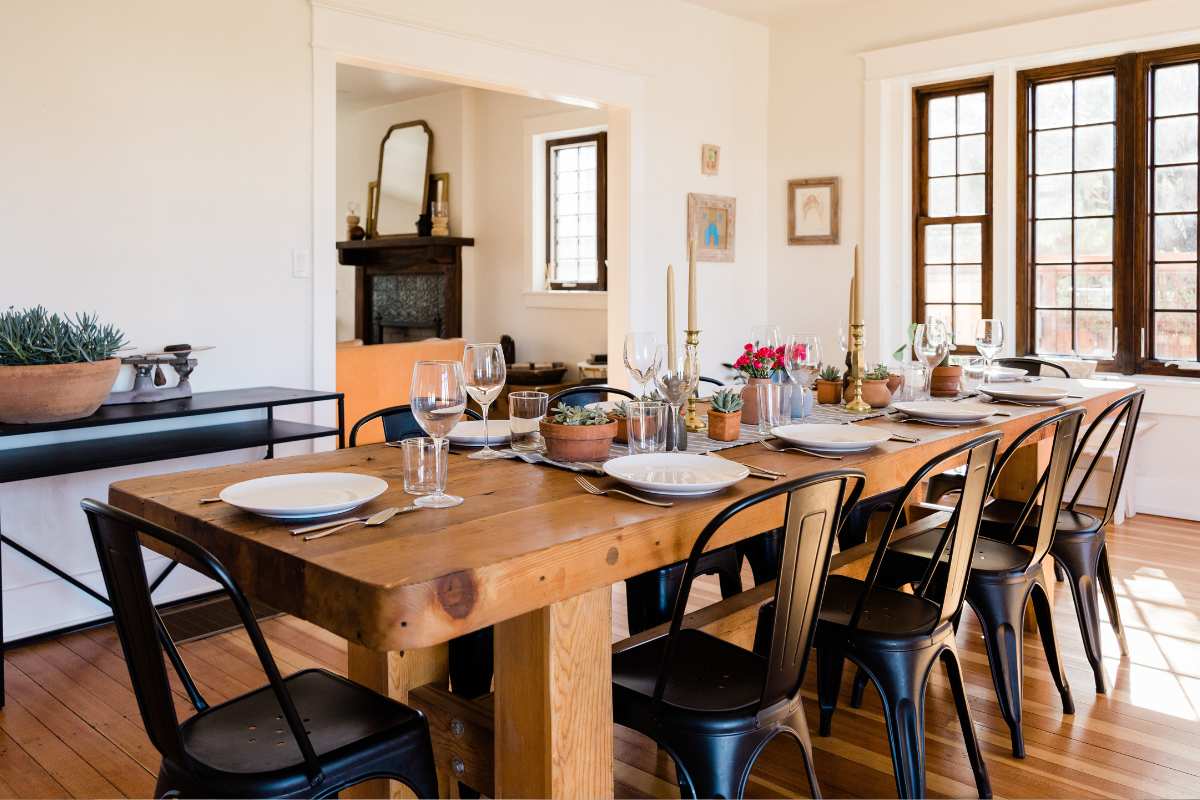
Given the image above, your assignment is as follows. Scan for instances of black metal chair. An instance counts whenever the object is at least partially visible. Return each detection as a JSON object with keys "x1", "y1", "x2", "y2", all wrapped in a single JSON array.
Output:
[
  {"x1": 547, "y1": 384, "x2": 638, "y2": 406},
  {"x1": 995, "y1": 356, "x2": 1071, "y2": 377},
  {"x1": 979, "y1": 389, "x2": 1145, "y2": 693},
  {"x1": 871, "y1": 408, "x2": 1084, "y2": 757},
  {"x1": 613, "y1": 469, "x2": 867, "y2": 800},
  {"x1": 80, "y1": 499, "x2": 438, "y2": 799},
  {"x1": 348, "y1": 403, "x2": 482, "y2": 447},
  {"x1": 814, "y1": 432, "x2": 1001, "y2": 799}
]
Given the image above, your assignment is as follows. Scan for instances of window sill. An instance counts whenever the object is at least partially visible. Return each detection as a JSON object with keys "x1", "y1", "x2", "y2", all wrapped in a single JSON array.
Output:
[{"x1": 522, "y1": 290, "x2": 607, "y2": 311}]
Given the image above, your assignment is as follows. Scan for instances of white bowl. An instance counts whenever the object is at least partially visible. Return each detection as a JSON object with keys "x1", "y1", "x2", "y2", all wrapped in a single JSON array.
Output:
[
  {"x1": 219, "y1": 472, "x2": 388, "y2": 521},
  {"x1": 603, "y1": 453, "x2": 749, "y2": 496},
  {"x1": 770, "y1": 423, "x2": 891, "y2": 452}
]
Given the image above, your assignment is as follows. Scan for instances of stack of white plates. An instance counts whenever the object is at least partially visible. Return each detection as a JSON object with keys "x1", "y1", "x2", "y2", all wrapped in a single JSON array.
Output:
[
  {"x1": 985, "y1": 366, "x2": 1028, "y2": 382},
  {"x1": 448, "y1": 419, "x2": 511, "y2": 446},
  {"x1": 603, "y1": 453, "x2": 749, "y2": 496},
  {"x1": 978, "y1": 384, "x2": 1068, "y2": 404},
  {"x1": 770, "y1": 423, "x2": 891, "y2": 454},
  {"x1": 218, "y1": 472, "x2": 388, "y2": 521},
  {"x1": 892, "y1": 401, "x2": 996, "y2": 425}
]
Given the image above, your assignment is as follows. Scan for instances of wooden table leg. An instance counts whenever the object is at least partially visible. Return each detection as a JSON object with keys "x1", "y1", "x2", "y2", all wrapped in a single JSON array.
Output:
[
  {"x1": 493, "y1": 586, "x2": 613, "y2": 799},
  {"x1": 346, "y1": 643, "x2": 450, "y2": 799},
  {"x1": 993, "y1": 439, "x2": 1055, "y2": 631}
]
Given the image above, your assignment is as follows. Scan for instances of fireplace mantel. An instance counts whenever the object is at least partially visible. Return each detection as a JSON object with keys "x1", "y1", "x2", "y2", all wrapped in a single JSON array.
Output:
[{"x1": 337, "y1": 236, "x2": 474, "y2": 344}]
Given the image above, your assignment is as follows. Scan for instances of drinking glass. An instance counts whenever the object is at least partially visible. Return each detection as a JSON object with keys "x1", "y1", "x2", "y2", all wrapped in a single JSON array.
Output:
[
  {"x1": 410, "y1": 360, "x2": 467, "y2": 508},
  {"x1": 975, "y1": 319, "x2": 1004, "y2": 377},
  {"x1": 462, "y1": 343, "x2": 506, "y2": 460},
  {"x1": 914, "y1": 320, "x2": 950, "y2": 399},
  {"x1": 509, "y1": 390, "x2": 548, "y2": 452},
  {"x1": 623, "y1": 332, "x2": 661, "y2": 397},
  {"x1": 962, "y1": 357, "x2": 987, "y2": 395},
  {"x1": 654, "y1": 353, "x2": 699, "y2": 450},
  {"x1": 756, "y1": 382, "x2": 793, "y2": 436},
  {"x1": 751, "y1": 324, "x2": 783, "y2": 351},
  {"x1": 785, "y1": 333, "x2": 822, "y2": 388},
  {"x1": 626, "y1": 401, "x2": 668, "y2": 455},
  {"x1": 401, "y1": 437, "x2": 447, "y2": 496}
]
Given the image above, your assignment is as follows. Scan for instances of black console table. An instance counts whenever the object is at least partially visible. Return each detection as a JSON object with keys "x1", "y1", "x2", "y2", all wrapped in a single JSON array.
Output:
[{"x1": 0, "y1": 386, "x2": 344, "y2": 705}]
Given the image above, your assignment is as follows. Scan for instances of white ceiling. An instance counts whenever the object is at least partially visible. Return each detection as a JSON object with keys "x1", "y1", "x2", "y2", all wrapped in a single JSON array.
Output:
[
  {"x1": 336, "y1": 64, "x2": 456, "y2": 110},
  {"x1": 682, "y1": 0, "x2": 847, "y2": 25}
]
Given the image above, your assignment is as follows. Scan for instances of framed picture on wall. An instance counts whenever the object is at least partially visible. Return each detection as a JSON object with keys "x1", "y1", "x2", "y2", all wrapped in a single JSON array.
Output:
[
  {"x1": 787, "y1": 176, "x2": 840, "y2": 245},
  {"x1": 688, "y1": 193, "x2": 736, "y2": 262},
  {"x1": 700, "y1": 143, "x2": 720, "y2": 176}
]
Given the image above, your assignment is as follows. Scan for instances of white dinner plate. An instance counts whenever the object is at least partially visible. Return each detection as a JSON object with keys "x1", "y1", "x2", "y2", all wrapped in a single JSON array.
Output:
[
  {"x1": 603, "y1": 453, "x2": 749, "y2": 496},
  {"x1": 892, "y1": 400, "x2": 997, "y2": 424},
  {"x1": 978, "y1": 384, "x2": 1068, "y2": 403},
  {"x1": 219, "y1": 472, "x2": 388, "y2": 521},
  {"x1": 985, "y1": 366, "x2": 1028, "y2": 382},
  {"x1": 770, "y1": 423, "x2": 891, "y2": 453},
  {"x1": 448, "y1": 419, "x2": 511, "y2": 446}
]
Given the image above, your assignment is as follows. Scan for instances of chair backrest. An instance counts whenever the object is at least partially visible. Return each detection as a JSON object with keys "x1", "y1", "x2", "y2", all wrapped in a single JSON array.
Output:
[
  {"x1": 1066, "y1": 389, "x2": 1145, "y2": 527},
  {"x1": 996, "y1": 357, "x2": 1070, "y2": 378},
  {"x1": 547, "y1": 384, "x2": 637, "y2": 407},
  {"x1": 349, "y1": 403, "x2": 481, "y2": 447},
  {"x1": 81, "y1": 499, "x2": 325, "y2": 786},
  {"x1": 1007, "y1": 408, "x2": 1085, "y2": 572},
  {"x1": 650, "y1": 470, "x2": 866, "y2": 715},
  {"x1": 850, "y1": 432, "x2": 1002, "y2": 633}
]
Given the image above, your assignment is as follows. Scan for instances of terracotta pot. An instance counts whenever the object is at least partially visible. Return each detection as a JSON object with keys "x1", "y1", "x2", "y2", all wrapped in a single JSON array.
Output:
[
  {"x1": 0, "y1": 358, "x2": 120, "y2": 424},
  {"x1": 612, "y1": 415, "x2": 628, "y2": 444},
  {"x1": 930, "y1": 365, "x2": 962, "y2": 398},
  {"x1": 739, "y1": 377, "x2": 772, "y2": 425},
  {"x1": 816, "y1": 379, "x2": 842, "y2": 405},
  {"x1": 706, "y1": 409, "x2": 742, "y2": 442},
  {"x1": 540, "y1": 419, "x2": 617, "y2": 462},
  {"x1": 886, "y1": 372, "x2": 904, "y2": 396},
  {"x1": 860, "y1": 378, "x2": 893, "y2": 409}
]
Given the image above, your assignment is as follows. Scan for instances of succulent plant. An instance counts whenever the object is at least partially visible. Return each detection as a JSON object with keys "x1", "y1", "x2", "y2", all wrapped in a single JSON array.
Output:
[
  {"x1": 818, "y1": 364, "x2": 842, "y2": 382},
  {"x1": 710, "y1": 387, "x2": 743, "y2": 413},
  {"x1": 609, "y1": 400, "x2": 628, "y2": 419},
  {"x1": 865, "y1": 363, "x2": 892, "y2": 380},
  {"x1": 550, "y1": 403, "x2": 613, "y2": 426},
  {"x1": 0, "y1": 306, "x2": 128, "y2": 367}
]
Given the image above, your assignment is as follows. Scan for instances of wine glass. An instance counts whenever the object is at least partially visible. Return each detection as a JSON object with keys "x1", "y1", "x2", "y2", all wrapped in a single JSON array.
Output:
[
  {"x1": 409, "y1": 360, "x2": 467, "y2": 508},
  {"x1": 975, "y1": 319, "x2": 1004, "y2": 379},
  {"x1": 623, "y1": 332, "x2": 661, "y2": 397},
  {"x1": 914, "y1": 320, "x2": 950, "y2": 399},
  {"x1": 750, "y1": 324, "x2": 782, "y2": 351},
  {"x1": 785, "y1": 333, "x2": 822, "y2": 388},
  {"x1": 462, "y1": 343, "x2": 507, "y2": 460},
  {"x1": 654, "y1": 352, "x2": 699, "y2": 450}
]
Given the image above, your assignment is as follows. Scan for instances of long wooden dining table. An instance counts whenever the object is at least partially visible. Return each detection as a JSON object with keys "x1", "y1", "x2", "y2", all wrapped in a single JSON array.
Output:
[{"x1": 108, "y1": 378, "x2": 1132, "y2": 799}]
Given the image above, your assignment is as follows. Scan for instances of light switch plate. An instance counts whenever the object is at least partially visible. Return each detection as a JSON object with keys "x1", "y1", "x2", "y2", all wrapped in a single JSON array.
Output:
[{"x1": 291, "y1": 249, "x2": 312, "y2": 278}]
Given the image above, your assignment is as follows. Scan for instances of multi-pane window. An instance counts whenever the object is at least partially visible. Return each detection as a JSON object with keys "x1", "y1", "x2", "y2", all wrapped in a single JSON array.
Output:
[
  {"x1": 1026, "y1": 71, "x2": 1118, "y2": 359},
  {"x1": 913, "y1": 78, "x2": 992, "y2": 352},
  {"x1": 546, "y1": 133, "x2": 607, "y2": 290}
]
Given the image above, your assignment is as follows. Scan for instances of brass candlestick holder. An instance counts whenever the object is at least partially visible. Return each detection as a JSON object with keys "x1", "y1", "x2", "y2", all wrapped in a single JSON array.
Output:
[
  {"x1": 844, "y1": 322, "x2": 871, "y2": 412},
  {"x1": 684, "y1": 330, "x2": 707, "y2": 432}
]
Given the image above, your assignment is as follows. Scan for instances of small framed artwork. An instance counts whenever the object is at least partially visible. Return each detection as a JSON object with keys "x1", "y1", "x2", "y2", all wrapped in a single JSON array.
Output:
[
  {"x1": 788, "y1": 177, "x2": 840, "y2": 245},
  {"x1": 700, "y1": 143, "x2": 720, "y2": 176},
  {"x1": 688, "y1": 193, "x2": 736, "y2": 262}
]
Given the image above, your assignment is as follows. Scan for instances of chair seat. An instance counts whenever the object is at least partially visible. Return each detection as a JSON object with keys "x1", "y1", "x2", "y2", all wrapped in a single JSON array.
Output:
[
  {"x1": 179, "y1": 669, "x2": 425, "y2": 780},
  {"x1": 817, "y1": 575, "x2": 944, "y2": 648},
  {"x1": 979, "y1": 499, "x2": 1101, "y2": 542},
  {"x1": 613, "y1": 628, "x2": 766, "y2": 735},
  {"x1": 891, "y1": 528, "x2": 1030, "y2": 575}
]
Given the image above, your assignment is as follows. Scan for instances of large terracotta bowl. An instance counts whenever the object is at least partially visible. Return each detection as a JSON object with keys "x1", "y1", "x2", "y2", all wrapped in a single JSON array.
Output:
[
  {"x1": 0, "y1": 358, "x2": 120, "y2": 424},
  {"x1": 540, "y1": 419, "x2": 617, "y2": 462}
]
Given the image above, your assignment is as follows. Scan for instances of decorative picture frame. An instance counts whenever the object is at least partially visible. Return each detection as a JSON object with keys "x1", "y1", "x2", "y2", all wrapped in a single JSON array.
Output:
[
  {"x1": 700, "y1": 143, "x2": 720, "y2": 176},
  {"x1": 688, "y1": 193, "x2": 736, "y2": 262},
  {"x1": 787, "y1": 176, "x2": 840, "y2": 245}
]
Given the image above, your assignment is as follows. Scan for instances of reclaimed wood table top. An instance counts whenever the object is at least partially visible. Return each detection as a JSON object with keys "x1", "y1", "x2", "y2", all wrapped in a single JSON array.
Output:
[{"x1": 108, "y1": 378, "x2": 1133, "y2": 654}]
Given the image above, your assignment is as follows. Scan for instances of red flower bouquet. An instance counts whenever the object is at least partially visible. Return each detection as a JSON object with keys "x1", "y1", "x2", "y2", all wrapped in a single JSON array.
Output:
[{"x1": 734, "y1": 343, "x2": 785, "y2": 379}]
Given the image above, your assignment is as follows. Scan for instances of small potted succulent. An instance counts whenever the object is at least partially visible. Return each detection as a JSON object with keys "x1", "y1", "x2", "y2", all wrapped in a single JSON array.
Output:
[
  {"x1": 706, "y1": 387, "x2": 743, "y2": 442},
  {"x1": 733, "y1": 343, "x2": 785, "y2": 425},
  {"x1": 0, "y1": 306, "x2": 128, "y2": 424},
  {"x1": 609, "y1": 400, "x2": 629, "y2": 444},
  {"x1": 540, "y1": 403, "x2": 618, "y2": 461},
  {"x1": 860, "y1": 364, "x2": 894, "y2": 408},
  {"x1": 815, "y1": 364, "x2": 843, "y2": 405},
  {"x1": 930, "y1": 352, "x2": 962, "y2": 397}
]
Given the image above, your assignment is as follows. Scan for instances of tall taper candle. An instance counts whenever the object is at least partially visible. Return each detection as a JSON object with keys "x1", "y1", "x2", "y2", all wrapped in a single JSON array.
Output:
[
  {"x1": 851, "y1": 244, "x2": 862, "y2": 325},
  {"x1": 687, "y1": 239, "x2": 698, "y2": 331},
  {"x1": 667, "y1": 264, "x2": 678, "y2": 367}
]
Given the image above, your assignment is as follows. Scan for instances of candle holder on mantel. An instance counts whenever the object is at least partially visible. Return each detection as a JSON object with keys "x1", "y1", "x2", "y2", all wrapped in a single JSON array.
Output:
[
  {"x1": 844, "y1": 322, "x2": 871, "y2": 412},
  {"x1": 684, "y1": 330, "x2": 706, "y2": 432}
]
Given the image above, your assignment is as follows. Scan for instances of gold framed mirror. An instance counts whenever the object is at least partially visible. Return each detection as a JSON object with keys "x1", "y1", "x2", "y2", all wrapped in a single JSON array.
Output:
[{"x1": 371, "y1": 120, "x2": 433, "y2": 238}]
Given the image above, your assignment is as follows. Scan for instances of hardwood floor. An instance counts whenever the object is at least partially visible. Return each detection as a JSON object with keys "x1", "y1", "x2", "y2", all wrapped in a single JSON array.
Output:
[{"x1": 2, "y1": 514, "x2": 1199, "y2": 798}]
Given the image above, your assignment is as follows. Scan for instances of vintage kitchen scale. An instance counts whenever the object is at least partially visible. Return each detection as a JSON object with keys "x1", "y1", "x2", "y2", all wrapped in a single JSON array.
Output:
[{"x1": 104, "y1": 344, "x2": 214, "y2": 405}]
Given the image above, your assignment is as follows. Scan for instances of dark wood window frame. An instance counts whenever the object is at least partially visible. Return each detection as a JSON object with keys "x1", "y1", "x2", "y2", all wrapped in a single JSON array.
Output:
[
  {"x1": 1016, "y1": 45, "x2": 1200, "y2": 377},
  {"x1": 912, "y1": 77, "x2": 994, "y2": 354},
  {"x1": 545, "y1": 132, "x2": 607, "y2": 291}
]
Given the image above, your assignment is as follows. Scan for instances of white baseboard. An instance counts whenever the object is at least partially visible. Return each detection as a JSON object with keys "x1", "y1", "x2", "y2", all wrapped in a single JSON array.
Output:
[{"x1": 1133, "y1": 476, "x2": 1200, "y2": 522}]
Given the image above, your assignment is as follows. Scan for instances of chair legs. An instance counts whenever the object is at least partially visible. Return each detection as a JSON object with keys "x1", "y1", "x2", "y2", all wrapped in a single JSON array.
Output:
[
  {"x1": 1096, "y1": 545, "x2": 1129, "y2": 657},
  {"x1": 940, "y1": 646, "x2": 992, "y2": 799},
  {"x1": 816, "y1": 642, "x2": 846, "y2": 737},
  {"x1": 664, "y1": 729, "x2": 768, "y2": 800},
  {"x1": 1053, "y1": 534, "x2": 1122, "y2": 693}
]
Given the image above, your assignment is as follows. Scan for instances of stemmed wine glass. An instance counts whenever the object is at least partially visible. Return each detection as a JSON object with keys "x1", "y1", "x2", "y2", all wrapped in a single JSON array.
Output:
[
  {"x1": 974, "y1": 319, "x2": 1004, "y2": 379},
  {"x1": 410, "y1": 360, "x2": 467, "y2": 508},
  {"x1": 785, "y1": 333, "x2": 822, "y2": 388},
  {"x1": 751, "y1": 324, "x2": 783, "y2": 351},
  {"x1": 623, "y1": 332, "x2": 662, "y2": 398},
  {"x1": 914, "y1": 320, "x2": 950, "y2": 399},
  {"x1": 462, "y1": 343, "x2": 507, "y2": 460}
]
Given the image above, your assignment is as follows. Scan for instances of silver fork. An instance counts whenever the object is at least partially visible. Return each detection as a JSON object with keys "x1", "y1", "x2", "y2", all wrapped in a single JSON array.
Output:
[
  {"x1": 760, "y1": 439, "x2": 843, "y2": 460},
  {"x1": 575, "y1": 476, "x2": 674, "y2": 507}
]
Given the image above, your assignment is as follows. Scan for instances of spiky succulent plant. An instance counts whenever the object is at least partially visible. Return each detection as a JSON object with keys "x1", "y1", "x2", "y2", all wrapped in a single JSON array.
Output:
[
  {"x1": 710, "y1": 387, "x2": 743, "y2": 413},
  {"x1": 866, "y1": 363, "x2": 892, "y2": 380},
  {"x1": 609, "y1": 400, "x2": 629, "y2": 419},
  {"x1": 0, "y1": 306, "x2": 128, "y2": 366},
  {"x1": 550, "y1": 403, "x2": 613, "y2": 426},
  {"x1": 818, "y1": 364, "x2": 842, "y2": 381}
]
